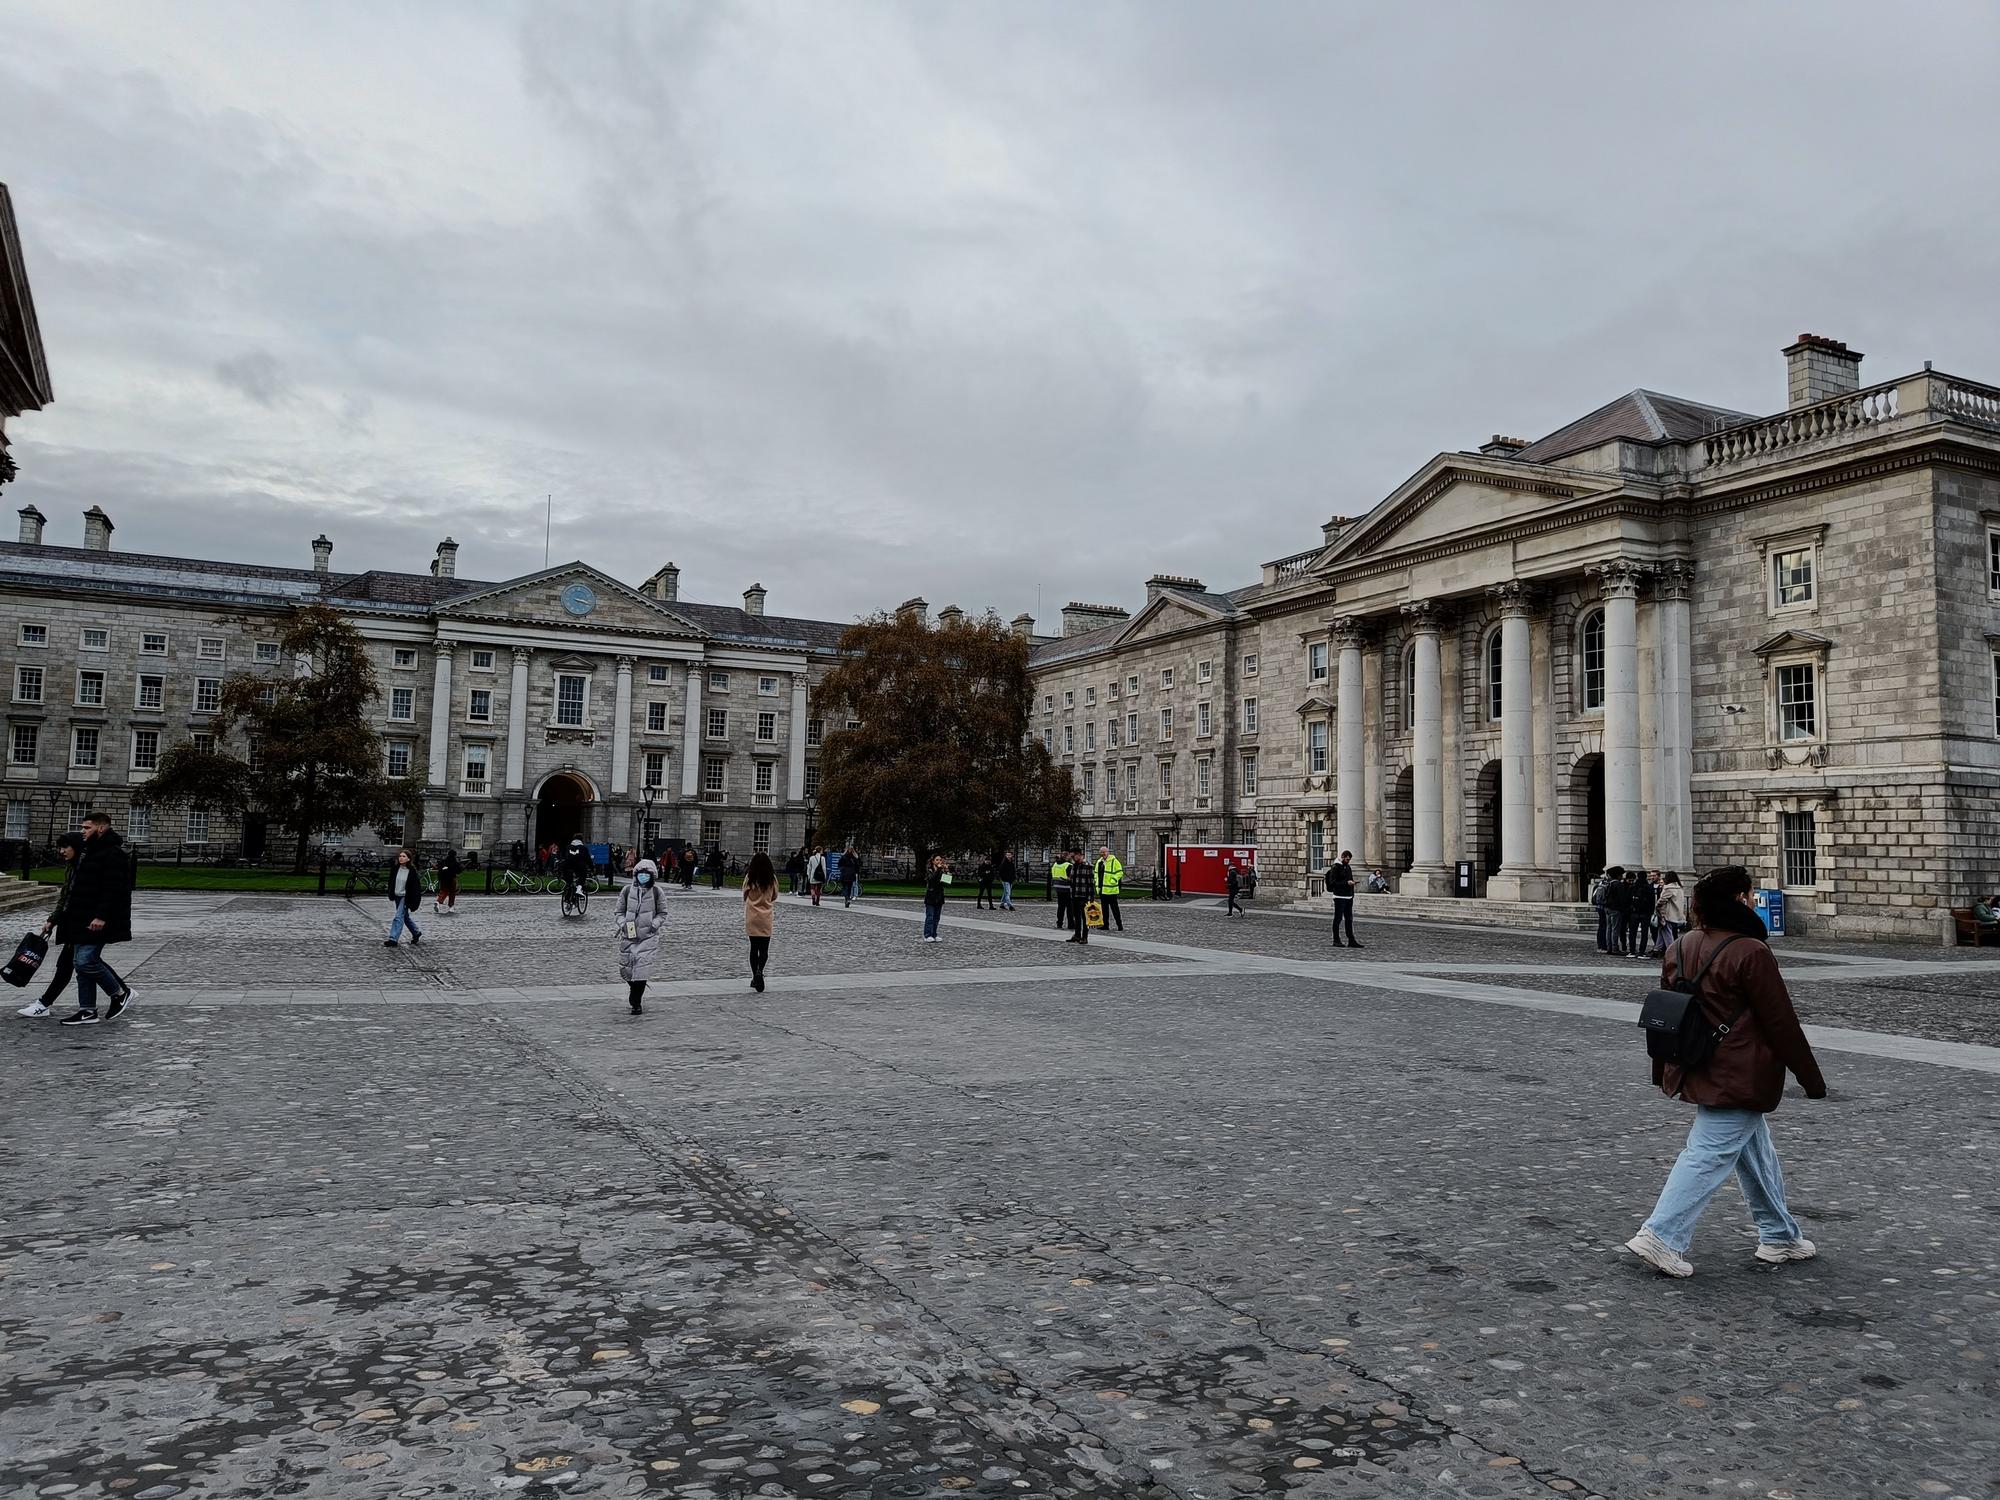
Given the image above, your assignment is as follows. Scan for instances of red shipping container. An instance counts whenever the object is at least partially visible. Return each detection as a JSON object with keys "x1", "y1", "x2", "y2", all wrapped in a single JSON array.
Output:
[{"x1": 1165, "y1": 844, "x2": 1258, "y2": 897}]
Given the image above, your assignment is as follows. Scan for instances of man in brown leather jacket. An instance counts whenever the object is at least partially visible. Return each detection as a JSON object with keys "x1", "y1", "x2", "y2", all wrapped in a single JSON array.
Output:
[{"x1": 1625, "y1": 864, "x2": 1827, "y2": 1278}]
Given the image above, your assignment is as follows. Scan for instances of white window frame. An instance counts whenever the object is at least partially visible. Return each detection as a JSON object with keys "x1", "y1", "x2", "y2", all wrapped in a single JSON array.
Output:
[
  {"x1": 18, "y1": 622, "x2": 47, "y2": 648},
  {"x1": 702, "y1": 756, "x2": 726, "y2": 795},
  {"x1": 131, "y1": 727, "x2": 161, "y2": 772},
  {"x1": 1196, "y1": 660, "x2": 1212, "y2": 684},
  {"x1": 1579, "y1": 609, "x2": 1606, "y2": 714},
  {"x1": 1243, "y1": 652, "x2": 1259, "y2": 678},
  {"x1": 807, "y1": 717, "x2": 823, "y2": 747},
  {"x1": 646, "y1": 701, "x2": 669, "y2": 733},
  {"x1": 14, "y1": 664, "x2": 42, "y2": 704},
  {"x1": 1063, "y1": 724, "x2": 1074, "y2": 754},
  {"x1": 758, "y1": 675, "x2": 780, "y2": 696},
  {"x1": 71, "y1": 725, "x2": 99, "y2": 769},
  {"x1": 391, "y1": 647, "x2": 418, "y2": 671},
  {"x1": 386, "y1": 740, "x2": 413, "y2": 778},
  {"x1": 752, "y1": 820, "x2": 771, "y2": 855},
  {"x1": 1043, "y1": 694, "x2": 1054, "y2": 715},
  {"x1": 197, "y1": 636, "x2": 226, "y2": 662},
  {"x1": 127, "y1": 803, "x2": 151, "y2": 843},
  {"x1": 706, "y1": 707, "x2": 729, "y2": 740},
  {"x1": 1127, "y1": 711, "x2": 1139, "y2": 744},
  {"x1": 255, "y1": 640, "x2": 282, "y2": 664},
  {"x1": 1063, "y1": 689, "x2": 1075, "y2": 710},
  {"x1": 75, "y1": 669, "x2": 106, "y2": 707},
  {"x1": 462, "y1": 744, "x2": 491, "y2": 792},
  {"x1": 1159, "y1": 668, "x2": 1174, "y2": 690},
  {"x1": 1242, "y1": 696, "x2": 1259, "y2": 735},
  {"x1": 1484, "y1": 626, "x2": 1504, "y2": 723},
  {"x1": 1779, "y1": 809, "x2": 1818, "y2": 891},
  {"x1": 140, "y1": 631, "x2": 167, "y2": 655},
  {"x1": 466, "y1": 687, "x2": 493, "y2": 724},
  {"x1": 1307, "y1": 642, "x2": 1329, "y2": 683},
  {"x1": 9, "y1": 724, "x2": 37, "y2": 765},
  {"x1": 756, "y1": 711, "x2": 777, "y2": 742},
  {"x1": 80, "y1": 627, "x2": 109, "y2": 653},
  {"x1": 1241, "y1": 753, "x2": 1258, "y2": 796},
  {"x1": 753, "y1": 760, "x2": 775, "y2": 795},
  {"x1": 470, "y1": 648, "x2": 496, "y2": 672},
  {"x1": 1307, "y1": 718, "x2": 1328, "y2": 775},
  {"x1": 1159, "y1": 706, "x2": 1173, "y2": 741},
  {"x1": 184, "y1": 807, "x2": 211, "y2": 844},
  {"x1": 1085, "y1": 721, "x2": 1096, "y2": 751},
  {"x1": 1197, "y1": 701, "x2": 1212, "y2": 738},
  {"x1": 387, "y1": 685, "x2": 415, "y2": 722},
  {"x1": 648, "y1": 662, "x2": 670, "y2": 683},
  {"x1": 1757, "y1": 524, "x2": 1825, "y2": 618},
  {"x1": 708, "y1": 670, "x2": 731, "y2": 692},
  {"x1": 1126, "y1": 674, "x2": 1139, "y2": 696},
  {"x1": 135, "y1": 674, "x2": 164, "y2": 711},
  {"x1": 1084, "y1": 686, "x2": 1096, "y2": 708},
  {"x1": 555, "y1": 673, "x2": 591, "y2": 728},
  {"x1": 643, "y1": 750, "x2": 667, "y2": 788},
  {"x1": 1773, "y1": 659, "x2": 1820, "y2": 743},
  {"x1": 1107, "y1": 718, "x2": 1120, "y2": 748},
  {"x1": 1403, "y1": 642, "x2": 1420, "y2": 731},
  {"x1": 701, "y1": 817, "x2": 722, "y2": 845},
  {"x1": 1988, "y1": 523, "x2": 2000, "y2": 599},
  {"x1": 1158, "y1": 760, "x2": 1173, "y2": 802}
]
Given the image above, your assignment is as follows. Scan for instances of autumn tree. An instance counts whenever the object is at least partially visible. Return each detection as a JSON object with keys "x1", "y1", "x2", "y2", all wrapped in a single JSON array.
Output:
[
  {"x1": 813, "y1": 610, "x2": 1077, "y2": 860},
  {"x1": 138, "y1": 604, "x2": 414, "y2": 869}
]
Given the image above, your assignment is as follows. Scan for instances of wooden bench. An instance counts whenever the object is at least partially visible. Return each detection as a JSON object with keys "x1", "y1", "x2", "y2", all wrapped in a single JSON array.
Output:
[{"x1": 1951, "y1": 908, "x2": 2000, "y2": 947}]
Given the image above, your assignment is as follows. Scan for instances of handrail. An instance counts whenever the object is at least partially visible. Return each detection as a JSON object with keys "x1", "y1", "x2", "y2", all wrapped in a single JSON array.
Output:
[{"x1": 1701, "y1": 380, "x2": 1901, "y2": 467}]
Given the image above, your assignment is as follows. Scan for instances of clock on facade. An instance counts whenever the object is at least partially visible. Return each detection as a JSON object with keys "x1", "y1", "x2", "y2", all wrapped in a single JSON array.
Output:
[{"x1": 560, "y1": 582, "x2": 597, "y2": 617}]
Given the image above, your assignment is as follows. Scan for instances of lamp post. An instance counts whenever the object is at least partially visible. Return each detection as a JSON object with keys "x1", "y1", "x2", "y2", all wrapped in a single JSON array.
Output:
[
  {"x1": 637, "y1": 782, "x2": 658, "y2": 861},
  {"x1": 803, "y1": 791, "x2": 817, "y2": 853}
]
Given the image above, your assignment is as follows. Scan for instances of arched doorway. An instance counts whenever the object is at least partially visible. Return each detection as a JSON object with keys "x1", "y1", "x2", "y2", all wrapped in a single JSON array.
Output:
[
  {"x1": 535, "y1": 771, "x2": 596, "y2": 848},
  {"x1": 1473, "y1": 759, "x2": 1502, "y2": 885},
  {"x1": 1386, "y1": 764, "x2": 1414, "y2": 877},
  {"x1": 1568, "y1": 753, "x2": 1605, "y2": 900}
]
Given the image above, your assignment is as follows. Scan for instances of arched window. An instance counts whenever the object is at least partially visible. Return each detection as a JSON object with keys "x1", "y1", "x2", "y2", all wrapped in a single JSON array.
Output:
[
  {"x1": 1485, "y1": 627, "x2": 1504, "y2": 722},
  {"x1": 1403, "y1": 642, "x2": 1419, "y2": 731},
  {"x1": 1580, "y1": 608, "x2": 1606, "y2": 712}
]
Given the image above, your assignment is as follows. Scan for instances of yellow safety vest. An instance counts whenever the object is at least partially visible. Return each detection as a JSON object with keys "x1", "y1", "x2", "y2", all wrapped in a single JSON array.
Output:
[
  {"x1": 1051, "y1": 860, "x2": 1069, "y2": 883},
  {"x1": 1096, "y1": 857, "x2": 1123, "y2": 895}
]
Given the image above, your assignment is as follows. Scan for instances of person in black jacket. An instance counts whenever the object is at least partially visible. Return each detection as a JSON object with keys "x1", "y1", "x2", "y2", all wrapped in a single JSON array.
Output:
[
  {"x1": 1327, "y1": 849, "x2": 1361, "y2": 949},
  {"x1": 1624, "y1": 869, "x2": 1655, "y2": 958},
  {"x1": 921, "y1": 855, "x2": 952, "y2": 941},
  {"x1": 996, "y1": 850, "x2": 1017, "y2": 911},
  {"x1": 435, "y1": 848, "x2": 462, "y2": 914},
  {"x1": 17, "y1": 831, "x2": 82, "y2": 1019},
  {"x1": 975, "y1": 857, "x2": 996, "y2": 910},
  {"x1": 57, "y1": 813, "x2": 135, "y2": 1025},
  {"x1": 385, "y1": 846, "x2": 425, "y2": 947}
]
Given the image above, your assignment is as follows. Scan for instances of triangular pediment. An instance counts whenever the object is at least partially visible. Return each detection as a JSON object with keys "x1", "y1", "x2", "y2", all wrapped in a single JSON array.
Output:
[
  {"x1": 1110, "y1": 590, "x2": 1234, "y2": 648},
  {"x1": 1295, "y1": 693, "x2": 1333, "y2": 716},
  {"x1": 439, "y1": 562, "x2": 707, "y2": 638},
  {"x1": 1751, "y1": 628, "x2": 1833, "y2": 658},
  {"x1": 1317, "y1": 455, "x2": 1617, "y2": 571}
]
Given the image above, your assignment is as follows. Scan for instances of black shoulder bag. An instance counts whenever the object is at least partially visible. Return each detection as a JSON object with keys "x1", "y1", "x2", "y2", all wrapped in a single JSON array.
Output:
[{"x1": 1637, "y1": 934, "x2": 1749, "y2": 1072}]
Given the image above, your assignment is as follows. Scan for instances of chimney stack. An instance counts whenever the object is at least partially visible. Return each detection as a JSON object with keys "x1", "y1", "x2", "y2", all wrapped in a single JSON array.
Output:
[
  {"x1": 894, "y1": 596, "x2": 929, "y2": 626},
  {"x1": 430, "y1": 537, "x2": 458, "y2": 579},
  {"x1": 311, "y1": 533, "x2": 332, "y2": 573},
  {"x1": 82, "y1": 505, "x2": 114, "y2": 551},
  {"x1": 1143, "y1": 573, "x2": 1204, "y2": 604},
  {"x1": 1011, "y1": 612, "x2": 1036, "y2": 641},
  {"x1": 1060, "y1": 601, "x2": 1130, "y2": 637},
  {"x1": 640, "y1": 562, "x2": 680, "y2": 602},
  {"x1": 1477, "y1": 435, "x2": 1529, "y2": 458},
  {"x1": 936, "y1": 603, "x2": 965, "y2": 629},
  {"x1": 743, "y1": 583, "x2": 766, "y2": 617},
  {"x1": 17, "y1": 504, "x2": 44, "y2": 545},
  {"x1": 1783, "y1": 334, "x2": 1863, "y2": 410},
  {"x1": 1321, "y1": 515, "x2": 1357, "y2": 547}
]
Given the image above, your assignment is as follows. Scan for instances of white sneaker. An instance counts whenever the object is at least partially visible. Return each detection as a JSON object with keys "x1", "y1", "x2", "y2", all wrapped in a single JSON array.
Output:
[
  {"x1": 1623, "y1": 1227, "x2": 1694, "y2": 1278},
  {"x1": 15, "y1": 999, "x2": 50, "y2": 1018},
  {"x1": 1754, "y1": 1238, "x2": 1817, "y2": 1264}
]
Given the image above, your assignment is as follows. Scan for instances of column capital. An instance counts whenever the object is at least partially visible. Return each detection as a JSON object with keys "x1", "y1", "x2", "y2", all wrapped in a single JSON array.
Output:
[
  {"x1": 1655, "y1": 559, "x2": 1696, "y2": 602},
  {"x1": 1591, "y1": 558, "x2": 1650, "y2": 599},
  {"x1": 433, "y1": 640, "x2": 456, "y2": 661},
  {"x1": 615, "y1": 654, "x2": 636, "y2": 672},
  {"x1": 1399, "y1": 598, "x2": 1445, "y2": 635},
  {"x1": 1486, "y1": 581, "x2": 1537, "y2": 618},
  {"x1": 512, "y1": 645, "x2": 532, "y2": 664},
  {"x1": 1331, "y1": 615, "x2": 1371, "y2": 649}
]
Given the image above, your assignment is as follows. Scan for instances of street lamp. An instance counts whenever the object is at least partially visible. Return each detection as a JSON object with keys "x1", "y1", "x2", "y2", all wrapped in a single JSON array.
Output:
[
  {"x1": 803, "y1": 791, "x2": 817, "y2": 852},
  {"x1": 637, "y1": 782, "x2": 658, "y2": 859}
]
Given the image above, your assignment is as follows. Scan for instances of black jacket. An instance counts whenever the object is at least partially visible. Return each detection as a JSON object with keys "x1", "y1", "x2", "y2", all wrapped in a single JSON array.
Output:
[
  {"x1": 439, "y1": 851, "x2": 462, "y2": 878},
  {"x1": 923, "y1": 868, "x2": 950, "y2": 906},
  {"x1": 997, "y1": 855, "x2": 1016, "y2": 882},
  {"x1": 1328, "y1": 860, "x2": 1355, "y2": 897},
  {"x1": 837, "y1": 851, "x2": 859, "y2": 881},
  {"x1": 388, "y1": 862, "x2": 423, "y2": 911},
  {"x1": 61, "y1": 830, "x2": 132, "y2": 944}
]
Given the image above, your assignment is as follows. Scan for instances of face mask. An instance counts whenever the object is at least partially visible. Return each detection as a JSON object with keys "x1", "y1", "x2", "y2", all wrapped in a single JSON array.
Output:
[{"x1": 636, "y1": 873, "x2": 653, "y2": 886}]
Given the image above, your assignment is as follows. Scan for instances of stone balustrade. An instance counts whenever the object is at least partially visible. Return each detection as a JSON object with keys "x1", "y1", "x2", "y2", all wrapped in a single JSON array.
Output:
[{"x1": 1701, "y1": 380, "x2": 1902, "y2": 468}]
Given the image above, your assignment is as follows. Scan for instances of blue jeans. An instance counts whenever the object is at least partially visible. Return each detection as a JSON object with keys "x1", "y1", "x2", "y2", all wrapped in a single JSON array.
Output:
[
  {"x1": 1642, "y1": 1106, "x2": 1803, "y2": 1254},
  {"x1": 73, "y1": 941, "x2": 126, "y2": 1010},
  {"x1": 922, "y1": 903, "x2": 942, "y2": 938},
  {"x1": 1000, "y1": 880, "x2": 1012, "y2": 907},
  {"x1": 388, "y1": 905, "x2": 423, "y2": 942},
  {"x1": 843, "y1": 878, "x2": 857, "y2": 907}
]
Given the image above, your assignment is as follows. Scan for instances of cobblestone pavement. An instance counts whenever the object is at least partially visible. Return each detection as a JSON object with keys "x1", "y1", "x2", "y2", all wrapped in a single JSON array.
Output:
[{"x1": 2, "y1": 891, "x2": 1995, "y2": 1498}]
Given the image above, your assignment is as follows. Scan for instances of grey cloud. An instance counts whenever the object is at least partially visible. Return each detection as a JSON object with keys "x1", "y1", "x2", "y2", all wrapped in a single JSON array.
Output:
[{"x1": 215, "y1": 349, "x2": 294, "y2": 407}]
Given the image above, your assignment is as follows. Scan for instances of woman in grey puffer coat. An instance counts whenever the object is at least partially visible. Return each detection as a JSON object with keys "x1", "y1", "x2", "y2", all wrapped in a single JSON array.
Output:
[{"x1": 614, "y1": 858, "x2": 667, "y2": 1015}]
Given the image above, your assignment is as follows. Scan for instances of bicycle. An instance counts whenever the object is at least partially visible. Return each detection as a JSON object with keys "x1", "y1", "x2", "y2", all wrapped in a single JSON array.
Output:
[
  {"x1": 343, "y1": 868, "x2": 385, "y2": 897},
  {"x1": 495, "y1": 868, "x2": 558, "y2": 895},
  {"x1": 560, "y1": 879, "x2": 590, "y2": 918}
]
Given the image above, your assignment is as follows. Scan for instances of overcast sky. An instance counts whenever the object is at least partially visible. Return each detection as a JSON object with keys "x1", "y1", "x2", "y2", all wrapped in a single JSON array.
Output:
[{"x1": 6, "y1": 1, "x2": 1999, "y2": 623}]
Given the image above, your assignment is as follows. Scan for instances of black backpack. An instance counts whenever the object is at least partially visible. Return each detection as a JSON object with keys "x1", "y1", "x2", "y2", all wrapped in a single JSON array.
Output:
[{"x1": 1638, "y1": 934, "x2": 1749, "y2": 1073}]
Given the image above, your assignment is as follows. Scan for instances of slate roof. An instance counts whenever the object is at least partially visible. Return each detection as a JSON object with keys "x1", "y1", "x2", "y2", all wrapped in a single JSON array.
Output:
[
  {"x1": 1511, "y1": 389, "x2": 1754, "y2": 464},
  {"x1": 0, "y1": 184, "x2": 53, "y2": 417},
  {"x1": 1026, "y1": 585, "x2": 1250, "y2": 668},
  {"x1": 323, "y1": 570, "x2": 490, "y2": 609},
  {"x1": 667, "y1": 601, "x2": 851, "y2": 652}
]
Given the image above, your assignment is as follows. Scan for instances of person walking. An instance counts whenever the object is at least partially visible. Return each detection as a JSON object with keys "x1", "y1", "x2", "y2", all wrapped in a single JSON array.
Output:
[
  {"x1": 1327, "y1": 848, "x2": 1361, "y2": 948},
  {"x1": 707, "y1": 847, "x2": 726, "y2": 891},
  {"x1": 434, "y1": 847, "x2": 462, "y2": 915},
  {"x1": 1224, "y1": 861, "x2": 1244, "y2": 918},
  {"x1": 921, "y1": 854, "x2": 952, "y2": 942},
  {"x1": 975, "y1": 856, "x2": 996, "y2": 910},
  {"x1": 1624, "y1": 864, "x2": 1827, "y2": 1278},
  {"x1": 1093, "y1": 844, "x2": 1125, "y2": 932},
  {"x1": 1655, "y1": 871, "x2": 1688, "y2": 951},
  {"x1": 1051, "y1": 851, "x2": 1071, "y2": 930},
  {"x1": 1066, "y1": 853, "x2": 1094, "y2": 944},
  {"x1": 997, "y1": 850, "x2": 1017, "y2": 911},
  {"x1": 1590, "y1": 866, "x2": 1617, "y2": 952},
  {"x1": 16, "y1": 830, "x2": 82, "y2": 1019},
  {"x1": 384, "y1": 847, "x2": 425, "y2": 948},
  {"x1": 837, "y1": 845, "x2": 860, "y2": 907},
  {"x1": 57, "y1": 812, "x2": 136, "y2": 1025},
  {"x1": 742, "y1": 851, "x2": 777, "y2": 990},
  {"x1": 1625, "y1": 869, "x2": 1655, "y2": 958},
  {"x1": 805, "y1": 846, "x2": 827, "y2": 906},
  {"x1": 613, "y1": 858, "x2": 667, "y2": 1014},
  {"x1": 785, "y1": 848, "x2": 805, "y2": 896}
]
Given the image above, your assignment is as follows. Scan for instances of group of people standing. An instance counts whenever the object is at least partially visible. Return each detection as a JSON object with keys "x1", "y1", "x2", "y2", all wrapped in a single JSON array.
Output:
[
  {"x1": 1048, "y1": 846, "x2": 1126, "y2": 941},
  {"x1": 1592, "y1": 866, "x2": 1689, "y2": 958}
]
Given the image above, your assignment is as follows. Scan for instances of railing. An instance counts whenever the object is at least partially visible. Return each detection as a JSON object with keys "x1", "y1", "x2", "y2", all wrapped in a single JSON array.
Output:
[
  {"x1": 1701, "y1": 380, "x2": 1901, "y2": 467},
  {"x1": 1264, "y1": 548, "x2": 1321, "y2": 586},
  {"x1": 1928, "y1": 372, "x2": 2000, "y2": 430}
]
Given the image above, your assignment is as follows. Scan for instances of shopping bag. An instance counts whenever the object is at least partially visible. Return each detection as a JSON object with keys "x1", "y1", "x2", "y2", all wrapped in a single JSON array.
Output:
[
  {"x1": 1085, "y1": 900, "x2": 1105, "y2": 930},
  {"x1": 2, "y1": 930, "x2": 48, "y2": 987}
]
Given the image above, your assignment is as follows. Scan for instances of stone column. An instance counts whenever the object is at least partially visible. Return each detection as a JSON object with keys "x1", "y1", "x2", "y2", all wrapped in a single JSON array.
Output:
[
  {"x1": 1597, "y1": 560, "x2": 1646, "y2": 870},
  {"x1": 1655, "y1": 561, "x2": 1696, "y2": 870},
  {"x1": 611, "y1": 655, "x2": 634, "y2": 796},
  {"x1": 1486, "y1": 584, "x2": 1553, "y2": 902},
  {"x1": 1361, "y1": 643, "x2": 1384, "y2": 868},
  {"x1": 426, "y1": 642, "x2": 454, "y2": 786},
  {"x1": 1333, "y1": 618, "x2": 1367, "y2": 864},
  {"x1": 680, "y1": 666, "x2": 703, "y2": 798},
  {"x1": 786, "y1": 672, "x2": 809, "y2": 801},
  {"x1": 1401, "y1": 600, "x2": 1449, "y2": 895},
  {"x1": 505, "y1": 647, "x2": 530, "y2": 791}
]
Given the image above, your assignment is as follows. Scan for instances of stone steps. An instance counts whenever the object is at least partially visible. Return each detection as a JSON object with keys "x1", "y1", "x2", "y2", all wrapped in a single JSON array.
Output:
[
  {"x1": 1293, "y1": 891, "x2": 1597, "y2": 931},
  {"x1": 0, "y1": 876, "x2": 55, "y2": 915}
]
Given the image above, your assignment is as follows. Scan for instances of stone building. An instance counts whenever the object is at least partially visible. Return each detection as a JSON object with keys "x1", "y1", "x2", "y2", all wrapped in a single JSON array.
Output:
[
  {"x1": 0, "y1": 184, "x2": 53, "y2": 498},
  {"x1": 1030, "y1": 336, "x2": 2000, "y2": 939},
  {"x1": 0, "y1": 518, "x2": 848, "y2": 862}
]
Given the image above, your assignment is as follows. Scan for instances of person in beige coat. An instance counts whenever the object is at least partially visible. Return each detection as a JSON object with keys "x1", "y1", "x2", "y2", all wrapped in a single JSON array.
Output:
[{"x1": 742, "y1": 851, "x2": 778, "y2": 992}]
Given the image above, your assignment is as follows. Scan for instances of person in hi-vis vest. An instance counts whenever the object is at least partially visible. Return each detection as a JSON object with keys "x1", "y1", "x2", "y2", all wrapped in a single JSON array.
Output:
[{"x1": 1094, "y1": 845, "x2": 1125, "y2": 932}]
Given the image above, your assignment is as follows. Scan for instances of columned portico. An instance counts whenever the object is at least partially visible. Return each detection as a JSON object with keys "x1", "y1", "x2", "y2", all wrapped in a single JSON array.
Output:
[
  {"x1": 1597, "y1": 560, "x2": 1646, "y2": 869},
  {"x1": 1654, "y1": 561, "x2": 1695, "y2": 871},
  {"x1": 1485, "y1": 583, "x2": 1554, "y2": 902},
  {"x1": 1400, "y1": 600, "x2": 1450, "y2": 895},
  {"x1": 1333, "y1": 617, "x2": 1366, "y2": 863}
]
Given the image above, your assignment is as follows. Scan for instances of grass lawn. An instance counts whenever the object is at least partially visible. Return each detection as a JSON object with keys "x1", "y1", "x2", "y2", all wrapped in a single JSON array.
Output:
[{"x1": 31, "y1": 865, "x2": 329, "y2": 892}]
